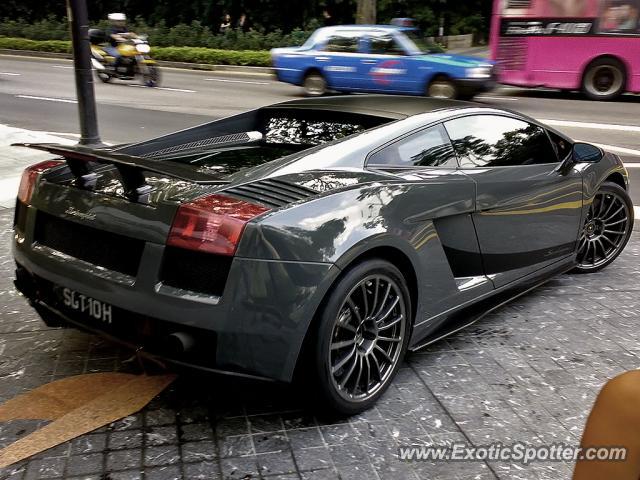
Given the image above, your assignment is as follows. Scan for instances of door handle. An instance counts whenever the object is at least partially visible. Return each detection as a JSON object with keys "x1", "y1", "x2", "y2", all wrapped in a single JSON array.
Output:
[
  {"x1": 315, "y1": 56, "x2": 330, "y2": 62},
  {"x1": 361, "y1": 60, "x2": 376, "y2": 64}
]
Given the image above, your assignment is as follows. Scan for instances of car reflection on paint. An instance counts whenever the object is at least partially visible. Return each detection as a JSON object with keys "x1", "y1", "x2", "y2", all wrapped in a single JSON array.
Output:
[{"x1": 271, "y1": 25, "x2": 495, "y2": 99}]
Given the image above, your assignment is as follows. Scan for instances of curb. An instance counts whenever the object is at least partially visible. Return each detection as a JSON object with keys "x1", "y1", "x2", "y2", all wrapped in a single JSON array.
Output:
[{"x1": 0, "y1": 49, "x2": 275, "y2": 76}]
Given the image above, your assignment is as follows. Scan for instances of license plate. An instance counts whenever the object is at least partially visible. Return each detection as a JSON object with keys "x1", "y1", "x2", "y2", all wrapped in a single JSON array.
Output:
[{"x1": 61, "y1": 287, "x2": 113, "y2": 324}]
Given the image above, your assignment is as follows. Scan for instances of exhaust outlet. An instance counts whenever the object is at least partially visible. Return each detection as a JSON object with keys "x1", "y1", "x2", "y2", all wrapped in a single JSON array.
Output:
[{"x1": 164, "y1": 332, "x2": 195, "y2": 355}]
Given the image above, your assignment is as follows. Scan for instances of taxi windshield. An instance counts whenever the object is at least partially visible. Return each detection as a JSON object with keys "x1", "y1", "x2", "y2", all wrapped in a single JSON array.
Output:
[{"x1": 403, "y1": 31, "x2": 429, "y2": 54}]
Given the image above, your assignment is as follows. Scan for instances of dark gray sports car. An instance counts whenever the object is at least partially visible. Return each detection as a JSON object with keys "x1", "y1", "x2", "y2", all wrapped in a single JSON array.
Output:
[{"x1": 13, "y1": 96, "x2": 633, "y2": 413}]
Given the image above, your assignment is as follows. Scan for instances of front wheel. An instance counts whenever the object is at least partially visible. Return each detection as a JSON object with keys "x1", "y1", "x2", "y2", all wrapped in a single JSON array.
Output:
[
  {"x1": 95, "y1": 70, "x2": 112, "y2": 83},
  {"x1": 302, "y1": 72, "x2": 327, "y2": 96},
  {"x1": 573, "y1": 182, "x2": 633, "y2": 273},
  {"x1": 311, "y1": 259, "x2": 411, "y2": 415},
  {"x1": 582, "y1": 58, "x2": 625, "y2": 101}
]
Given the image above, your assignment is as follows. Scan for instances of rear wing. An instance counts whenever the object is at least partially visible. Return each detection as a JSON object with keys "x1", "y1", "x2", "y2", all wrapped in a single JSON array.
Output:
[{"x1": 14, "y1": 143, "x2": 230, "y2": 203}]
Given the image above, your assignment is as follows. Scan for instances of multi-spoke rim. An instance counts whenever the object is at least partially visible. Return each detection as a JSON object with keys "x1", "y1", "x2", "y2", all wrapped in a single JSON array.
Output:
[
  {"x1": 577, "y1": 190, "x2": 630, "y2": 270},
  {"x1": 428, "y1": 80, "x2": 456, "y2": 99},
  {"x1": 328, "y1": 274, "x2": 406, "y2": 402}
]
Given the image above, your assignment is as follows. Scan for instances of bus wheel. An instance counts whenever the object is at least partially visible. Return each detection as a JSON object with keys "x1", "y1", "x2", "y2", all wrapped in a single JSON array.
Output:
[
  {"x1": 303, "y1": 71, "x2": 327, "y2": 96},
  {"x1": 427, "y1": 76, "x2": 457, "y2": 99},
  {"x1": 582, "y1": 58, "x2": 625, "y2": 101}
]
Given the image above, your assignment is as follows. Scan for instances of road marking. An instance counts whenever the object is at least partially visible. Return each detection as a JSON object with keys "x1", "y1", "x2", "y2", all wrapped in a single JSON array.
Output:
[
  {"x1": 204, "y1": 78, "x2": 269, "y2": 85},
  {"x1": 128, "y1": 85, "x2": 196, "y2": 93},
  {"x1": 52, "y1": 65, "x2": 74, "y2": 69},
  {"x1": 588, "y1": 143, "x2": 640, "y2": 157},
  {"x1": 0, "y1": 72, "x2": 21, "y2": 76},
  {"x1": 0, "y1": 176, "x2": 21, "y2": 204},
  {"x1": 635, "y1": 206, "x2": 640, "y2": 218},
  {"x1": 16, "y1": 95, "x2": 77, "y2": 104},
  {"x1": 623, "y1": 163, "x2": 640, "y2": 168},
  {"x1": 541, "y1": 119, "x2": 640, "y2": 133}
]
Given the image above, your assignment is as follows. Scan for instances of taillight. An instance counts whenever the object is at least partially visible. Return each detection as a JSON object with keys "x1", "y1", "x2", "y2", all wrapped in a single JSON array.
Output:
[
  {"x1": 168, "y1": 194, "x2": 269, "y2": 256},
  {"x1": 17, "y1": 160, "x2": 64, "y2": 204}
]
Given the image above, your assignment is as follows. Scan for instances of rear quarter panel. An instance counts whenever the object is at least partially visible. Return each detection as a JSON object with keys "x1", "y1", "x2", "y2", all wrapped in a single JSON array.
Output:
[{"x1": 238, "y1": 174, "x2": 477, "y2": 329}]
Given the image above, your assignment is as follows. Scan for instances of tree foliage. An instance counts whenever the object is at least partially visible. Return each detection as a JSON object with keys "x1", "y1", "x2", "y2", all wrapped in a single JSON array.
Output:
[{"x1": 0, "y1": 0, "x2": 492, "y2": 39}]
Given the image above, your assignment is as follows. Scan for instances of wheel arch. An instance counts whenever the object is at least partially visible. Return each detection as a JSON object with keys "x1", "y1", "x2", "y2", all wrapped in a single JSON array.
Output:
[
  {"x1": 292, "y1": 242, "x2": 419, "y2": 382},
  {"x1": 605, "y1": 171, "x2": 626, "y2": 191}
]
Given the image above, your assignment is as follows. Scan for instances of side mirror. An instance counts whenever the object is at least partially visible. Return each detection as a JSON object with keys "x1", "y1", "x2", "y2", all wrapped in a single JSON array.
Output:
[{"x1": 572, "y1": 142, "x2": 604, "y2": 163}]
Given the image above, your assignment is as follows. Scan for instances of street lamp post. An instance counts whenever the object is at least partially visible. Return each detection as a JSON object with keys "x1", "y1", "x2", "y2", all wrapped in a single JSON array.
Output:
[{"x1": 66, "y1": 0, "x2": 103, "y2": 147}]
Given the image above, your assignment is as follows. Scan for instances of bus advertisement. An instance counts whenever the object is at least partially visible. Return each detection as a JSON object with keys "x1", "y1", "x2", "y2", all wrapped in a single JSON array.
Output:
[{"x1": 490, "y1": 0, "x2": 640, "y2": 99}]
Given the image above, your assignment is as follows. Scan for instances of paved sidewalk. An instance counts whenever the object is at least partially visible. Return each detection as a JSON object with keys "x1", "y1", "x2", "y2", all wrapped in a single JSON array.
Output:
[{"x1": 0, "y1": 130, "x2": 638, "y2": 480}]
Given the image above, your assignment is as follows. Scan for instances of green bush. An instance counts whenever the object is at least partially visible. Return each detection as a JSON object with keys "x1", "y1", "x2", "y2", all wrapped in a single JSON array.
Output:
[
  {"x1": 0, "y1": 37, "x2": 271, "y2": 66},
  {"x1": 0, "y1": 16, "x2": 312, "y2": 50}
]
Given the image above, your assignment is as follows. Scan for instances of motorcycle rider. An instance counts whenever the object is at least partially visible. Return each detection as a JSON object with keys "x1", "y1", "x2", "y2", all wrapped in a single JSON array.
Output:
[{"x1": 104, "y1": 13, "x2": 136, "y2": 70}]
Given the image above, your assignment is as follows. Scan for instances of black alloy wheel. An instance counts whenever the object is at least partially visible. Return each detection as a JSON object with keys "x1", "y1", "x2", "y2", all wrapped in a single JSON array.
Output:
[
  {"x1": 574, "y1": 182, "x2": 633, "y2": 273},
  {"x1": 312, "y1": 259, "x2": 411, "y2": 414}
]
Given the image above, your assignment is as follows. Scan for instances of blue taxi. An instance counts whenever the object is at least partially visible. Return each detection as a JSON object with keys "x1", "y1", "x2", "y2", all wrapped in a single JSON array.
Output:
[{"x1": 271, "y1": 25, "x2": 494, "y2": 99}]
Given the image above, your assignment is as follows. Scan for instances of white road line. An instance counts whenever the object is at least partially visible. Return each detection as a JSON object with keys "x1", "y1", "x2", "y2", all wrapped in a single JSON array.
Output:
[
  {"x1": 635, "y1": 206, "x2": 640, "y2": 218},
  {"x1": 0, "y1": 176, "x2": 21, "y2": 204},
  {"x1": 0, "y1": 72, "x2": 21, "y2": 76},
  {"x1": 16, "y1": 95, "x2": 77, "y2": 104},
  {"x1": 128, "y1": 84, "x2": 196, "y2": 93},
  {"x1": 540, "y1": 119, "x2": 640, "y2": 133},
  {"x1": 204, "y1": 78, "x2": 269, "y2": 85},
  {"x1": 588, "y1": 142, "x2": 640, "y2": 157},
  {"x1": 623, "y1": 163, "x2": 640, "y2": 168},
  {"x1": 51, "y1": 65, "x2": 74, "y2": 69}
]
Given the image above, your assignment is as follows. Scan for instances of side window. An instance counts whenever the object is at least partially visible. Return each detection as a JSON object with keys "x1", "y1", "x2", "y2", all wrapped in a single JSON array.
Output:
[
  {"x1": 444, "y1": 115, "x2": 559, "y2": 168},
  {"x1": 368, "y1": 125, "x2": 458, "y2": 168},
  {"x1": 369, "y1": 33, "x2": 406, "y2": 55},
  {"x1": 548, "y1": 130, "x2": 572, "y2": 161},
  {"x1": 324, "y1": 33, "x2": 360, "y2": 53}
]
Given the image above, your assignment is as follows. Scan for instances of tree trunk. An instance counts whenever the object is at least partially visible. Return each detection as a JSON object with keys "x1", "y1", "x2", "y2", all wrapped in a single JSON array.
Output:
[{"x1": 356, "y1": 0, "x2": 376, "y2": 24}]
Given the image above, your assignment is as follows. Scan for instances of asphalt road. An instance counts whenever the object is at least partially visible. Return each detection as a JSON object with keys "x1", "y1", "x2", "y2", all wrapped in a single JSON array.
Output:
[{"x1": 2, "y1": 54, "x2": 640, "y2": 203}]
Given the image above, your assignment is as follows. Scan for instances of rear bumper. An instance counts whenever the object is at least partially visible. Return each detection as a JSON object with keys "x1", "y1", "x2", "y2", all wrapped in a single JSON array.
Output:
[{"x1": 13, "y1": 240, "x2": 340, "y2": 382}]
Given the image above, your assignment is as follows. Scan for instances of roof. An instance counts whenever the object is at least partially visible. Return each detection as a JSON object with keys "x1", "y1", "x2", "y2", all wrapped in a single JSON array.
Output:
[{"x1": 266, "y1": 95, "x2": 472, "y2": 120}]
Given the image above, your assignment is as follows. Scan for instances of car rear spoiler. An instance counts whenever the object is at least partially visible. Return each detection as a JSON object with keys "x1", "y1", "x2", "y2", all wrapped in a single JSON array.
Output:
[{"x1": 14, "y1": 143, "x2": 229, "y2": 203}]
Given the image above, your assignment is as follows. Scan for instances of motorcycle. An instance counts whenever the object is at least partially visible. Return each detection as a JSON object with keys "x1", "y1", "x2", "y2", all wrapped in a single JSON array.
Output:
[{"x1": 89, "y1": 29, "x2": 161, "y2": 87}]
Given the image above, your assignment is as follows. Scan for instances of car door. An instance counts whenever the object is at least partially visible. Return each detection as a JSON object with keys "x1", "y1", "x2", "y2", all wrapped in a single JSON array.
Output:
[
  {"x1": 367, "y1": 124, "x2": 493, "y2": 331},
  {"x1": 358, "y1": 31, "x2": 420, "y2": 93},
  {"x1": 444, "y1": 114, "x2": 583, "y2": 288},
  {"x1": 317, "y1": 31, "x2": 364, "y2": 90}
]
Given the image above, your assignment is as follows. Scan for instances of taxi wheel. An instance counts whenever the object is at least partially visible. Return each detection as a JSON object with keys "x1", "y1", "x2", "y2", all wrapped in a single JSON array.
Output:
[
  {"x1": 427, "y1": 77, "x2": 457, "y2": 99},
  {"x1": 303, "y1": 72, "x2": 327, "y2": 96}
]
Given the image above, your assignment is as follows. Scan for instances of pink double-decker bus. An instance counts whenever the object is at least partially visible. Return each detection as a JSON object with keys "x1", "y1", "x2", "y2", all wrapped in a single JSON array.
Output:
[{"x1": 490, "y1": 0, "x2": 640, "y2": 100}]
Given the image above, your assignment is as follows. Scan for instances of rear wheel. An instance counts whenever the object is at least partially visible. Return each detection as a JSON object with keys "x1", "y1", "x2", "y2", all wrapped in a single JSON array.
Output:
[
  {"x1": 311, "y1": 259, "x2": 411, "y2": 415},
  {"x1": 427, "y1": 76, "x2": 457, "y2": 99},
  {"x1": 573, "y1": 182, "x2": 633, "y2": 273},
  {"x1": 302, "y1": 71, "x2": 327, "y2": 96},
  {"x1": 582, "y1": 58, "x2": 625, "y2": 101}
]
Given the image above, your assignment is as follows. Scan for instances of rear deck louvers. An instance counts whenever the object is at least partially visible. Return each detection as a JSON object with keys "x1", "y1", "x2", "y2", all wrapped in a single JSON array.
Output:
[{"x1": 222, "y1": 179, "x2": 318, "y2": 208}]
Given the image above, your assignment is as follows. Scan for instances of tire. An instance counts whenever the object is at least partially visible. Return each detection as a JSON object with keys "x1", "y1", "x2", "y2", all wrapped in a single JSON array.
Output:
[
  {"x1": 427, "y1": 76, "x2": 458, "y2": 99},
  {"x1": 302, "y1": 71, "x2": 327, "y2": 96},
  {"x1": 311, "y1": 258, "x2": 411, "y2": 415},
  {"x1": 95, "y1": 70, "x2": 112, "y2": 83},
  {"x1": 582, "y1": 58, "x2": 626, "y2": 101},
  {"x1": 573, "y1": 181, "x2": 633, "y2": 273}
]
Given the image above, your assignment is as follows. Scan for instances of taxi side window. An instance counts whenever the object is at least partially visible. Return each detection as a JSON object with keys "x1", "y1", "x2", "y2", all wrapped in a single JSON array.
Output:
[
  {"x1": 324, "y1": 34, "x2": 360, "y2": 53},
  {"x1": 369, "y1": 34, "x2": 406, "y2": 55}
]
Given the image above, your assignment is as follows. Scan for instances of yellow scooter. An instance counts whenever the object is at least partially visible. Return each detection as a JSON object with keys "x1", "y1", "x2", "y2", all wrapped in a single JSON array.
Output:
[{"x1": 89, "y1": 29, "x2": 161, "y2": 87}]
